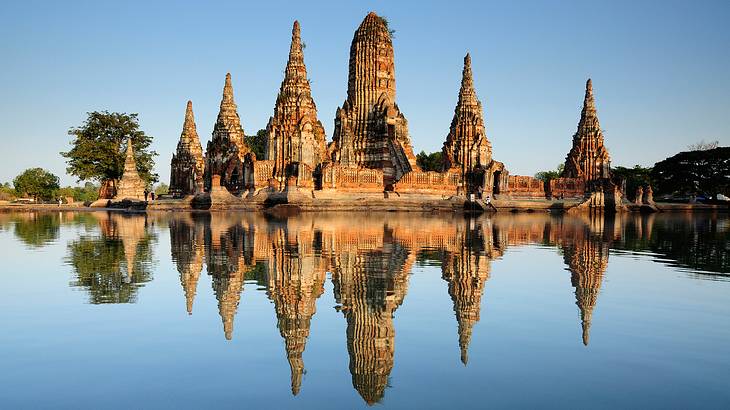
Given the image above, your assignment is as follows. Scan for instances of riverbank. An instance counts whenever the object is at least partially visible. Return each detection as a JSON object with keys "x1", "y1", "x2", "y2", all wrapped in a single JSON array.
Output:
[{"x1": 1, "y1": 197, "x2": 727, "y2": 213}]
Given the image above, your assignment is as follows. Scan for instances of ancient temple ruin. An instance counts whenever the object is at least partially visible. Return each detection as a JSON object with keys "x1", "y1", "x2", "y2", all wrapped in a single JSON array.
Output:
[
  {"x1": 205, "y1": 73, "x2": 252, "y2": 194},
  {"x1": 327, "y1": 12, "x2": 419, "y2": 189},
  {"x1": 158, "y1": 12, "x2": 628, "y2": 213},
  {"x1": 114, "y1": 137, "x2": 146, "y2": 200},
  {"x1": 265, "y1": 21, "x2": 328, "y2": 188},
  {"x1": 562, "y1": 79, "x2": 611, "y2": 182},
  {"x1": 170, "y1": 101, "x2": 205, "y2": 197},
  {"x1": 442, "y1": 53, "x2": 508, "y2": 196}
]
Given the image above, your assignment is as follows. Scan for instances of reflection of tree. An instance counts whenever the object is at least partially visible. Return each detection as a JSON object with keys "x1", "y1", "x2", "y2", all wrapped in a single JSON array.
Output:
[
  {"x1": 13, "y1": 213, "x2": 60, "y2": 247},
  {"x1": 66, "y1": 213, "x2": 155, "y2": 304},
  {"x1": 615, "y1": 214, "x2": 730, "y2": 275}
]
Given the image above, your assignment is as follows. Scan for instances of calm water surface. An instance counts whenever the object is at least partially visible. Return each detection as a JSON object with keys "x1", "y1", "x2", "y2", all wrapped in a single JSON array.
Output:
[{"x1": 0, "y1": 211, "x2": 728, "y2": 409}]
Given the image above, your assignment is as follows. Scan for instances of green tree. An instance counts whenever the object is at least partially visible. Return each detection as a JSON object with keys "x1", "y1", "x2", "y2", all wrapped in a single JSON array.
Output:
[
  {"x1": 154, "y1": 182, "x2": 169, "y2": 196},
  {"x1": 13, "y1": 168, "x2": 60, "y2": 201},
  {"x1": 612, "y1": 165, "x2": 653, "y2": 199},
  {"x1": 534, "y1": 163, "x2": 565, "y2": 182},
  {"x1": 245, "y1": 129, "x2": 267, "y2": 159},
  {"x1": 651, "y1": 147, "x2": 730, "y2": 198},
  {"x1": 416, "y1": 150, "x2": 444, "y2": 172},
  {"x1": 0, "y1": 182, "x2": 16, "y2": 201},
  {"x1": 56, "y1": 182, "x2": 99, "y2": 203},
  {"x1": 61, "y1": 111, "x2": 158, "y2": 191}
]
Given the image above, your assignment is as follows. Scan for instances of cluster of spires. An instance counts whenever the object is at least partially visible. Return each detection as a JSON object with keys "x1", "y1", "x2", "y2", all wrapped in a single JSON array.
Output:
[{"x1": 167, "y1": 11, "x2": 611, "y2": 199}]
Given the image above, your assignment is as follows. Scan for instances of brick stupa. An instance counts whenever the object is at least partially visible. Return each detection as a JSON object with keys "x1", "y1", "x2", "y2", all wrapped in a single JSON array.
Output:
[
  {"x1": 329, "y1": 12, "x2": 418, "y2": 187},
  {"x1": 205, "y1": 73, "x2": 251, "y2": 194},
  {"x1": 265, "y1": 21, "x2": 328, "y2": 184},
  {"x1": 170, "y1": 101, "x2": 205, "y2": 197},
  {"x1": 114, "y1": 138, "x2": 146, "y2": 200},
  {"x1": 562, "y1": 79, "x2": 611, "y2": 181},
  {"x1": 442, "y1": 54, "x2": 493, "y2": 173}
]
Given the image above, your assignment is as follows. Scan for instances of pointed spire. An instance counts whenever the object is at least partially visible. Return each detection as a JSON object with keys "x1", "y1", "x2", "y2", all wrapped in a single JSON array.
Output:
[
  {"x1": 290, "y1": 20, "x2": 303, "y2": 63},
  {"x1": 283, "y1": 20, "x2": 307, "y2": 86},
  {"x1": 576, "y1": 77, "x2": 599, "y2": 132},
  {"x1": 561, "y1": 78, "x2": 610, "y2": 180},
  {"x1": 457, "y1": 53, "x2": 478, "y2": 109},
  {"x1": 179, "y1": 100, "x2": 201, "y2": 151},
  {"x1": 463, "y1": 53, "x2": 473, "y2": 89},
  {"x1": 209, "y1": 72, "x2": 248, "y2": 155},
  {"x1": 123, "y1": 137, "x2": 138, "y2": 174},
  {"x1": 442, "y1": 53, "x2": 491, "y2": 171},
  {"x1": 222, "y1": 72, "x2": 234, "y2": 104},
  {"x1": 183, "y1": 100, "x2": 194, "y2": 130},
  {"x1": 582, "y1": 78, "x2": 597, "y2": 118}
]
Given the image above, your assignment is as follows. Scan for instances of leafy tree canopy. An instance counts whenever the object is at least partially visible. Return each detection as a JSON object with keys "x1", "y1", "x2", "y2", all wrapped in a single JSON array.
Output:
[
  {"x1": 612, "y1": 165, "x2": 653, "y2": 200},
  {"x1": 651, "y1": 147, "x2": 729, "y2": 198},
  {"x1": 535, "y1": 163, "x2": 565, "y2": 182},
  {"x1": 61, "y1": 111, "x2": 158, "y2": 185},
  {"x1": 154, "y1": 183, "x2": 169, "y2": 196},
  {"x1": 13, "y1": 167, "x2": 60, "y2": 200},
  {"x1": 245, "y1": 129, "x2": 266, "y2": 160},
  {"x1": 57, "y1": 182, "x2": 99, "y2": 203},
  {"x1": 416, "y1": 150, "x2": 444, "y2": 172},
  {"x1": 0, "y1": 182, "x2": 16, "y2": 201}
]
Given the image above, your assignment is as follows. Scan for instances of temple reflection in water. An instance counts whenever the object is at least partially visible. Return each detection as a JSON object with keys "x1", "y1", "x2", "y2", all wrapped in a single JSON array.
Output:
[
  {"x1": 165, "y1": 212, "x2": 611, "y2": 403},
  {"x1": 44, "y1": 210, "x2": 728, "y2": 404}
]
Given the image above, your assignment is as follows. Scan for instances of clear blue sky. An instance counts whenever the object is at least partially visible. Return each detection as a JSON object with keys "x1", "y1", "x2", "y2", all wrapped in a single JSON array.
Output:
[{"x1": 1, "y1": 0, "x2": 728, "y2": 186}]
